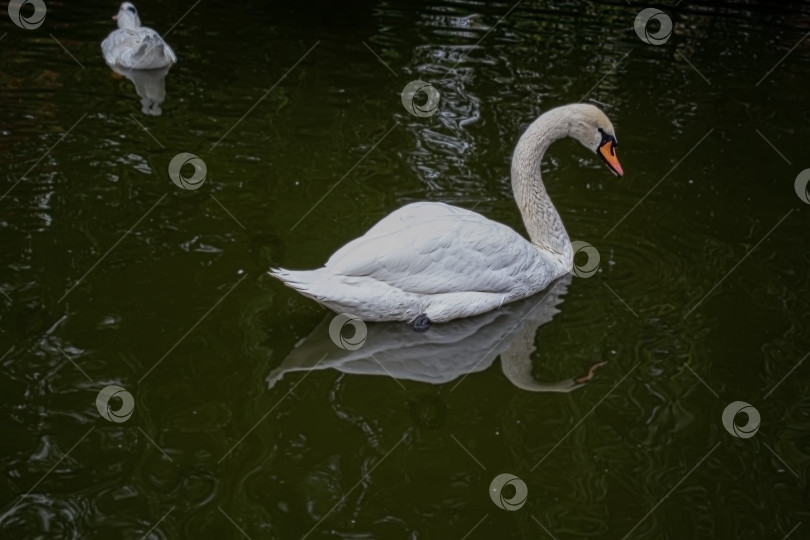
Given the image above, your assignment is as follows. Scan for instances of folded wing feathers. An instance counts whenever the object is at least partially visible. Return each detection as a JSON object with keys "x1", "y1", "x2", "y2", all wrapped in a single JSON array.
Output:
[
  {"x1": 102, "y1": 28, "x2": 175, "y2": 69},
  {"x1": 314, "y1": 204, "x2": 541, "y2": 295}
]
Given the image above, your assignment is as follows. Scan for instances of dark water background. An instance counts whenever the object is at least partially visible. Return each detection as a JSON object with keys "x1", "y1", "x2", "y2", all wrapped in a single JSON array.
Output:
[{"x1": 1, "y1": 0, "x2": 809, "y2": 538}]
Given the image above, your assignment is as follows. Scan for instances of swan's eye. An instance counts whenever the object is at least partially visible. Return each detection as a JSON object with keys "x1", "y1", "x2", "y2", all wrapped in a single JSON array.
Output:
[
  {"x1": 597, "y1": 127, "x2": 617, "y2": 148},
  {"x1": 126, "y1": 5, "x2": 137, "y2": 13}
]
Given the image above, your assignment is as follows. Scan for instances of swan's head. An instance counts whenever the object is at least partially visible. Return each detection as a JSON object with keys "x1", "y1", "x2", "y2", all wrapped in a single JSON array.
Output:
[
  {"x1": 568, "y1": 104, "x2": 623, "y2": 177},
  {"x1": 113, "y1": 2, "x2": 141, "y2": 29}
]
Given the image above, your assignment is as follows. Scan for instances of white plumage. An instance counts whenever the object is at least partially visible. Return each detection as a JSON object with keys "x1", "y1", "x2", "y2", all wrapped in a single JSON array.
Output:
[
  {"x1": 273, "y1": 203, "x2": 564, "y2": 323},
  {"x1": 271, "y1": 103, "x2": 623, "y2": 327},
  {"x1": 101, "y1": 2, "x2": 176, "y2": 70}
]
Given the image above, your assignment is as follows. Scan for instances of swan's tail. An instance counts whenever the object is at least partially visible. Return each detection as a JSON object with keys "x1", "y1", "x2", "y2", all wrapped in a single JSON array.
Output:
[
  {"x1": 269, "y1": 268, "x2": 332, "y2": 302},
  {"x1": 131, "y1": 36, "x2": 172, "y2": 69},
  {"x1": 268, "y1": 267, "x2": 405, "y2": 321}
]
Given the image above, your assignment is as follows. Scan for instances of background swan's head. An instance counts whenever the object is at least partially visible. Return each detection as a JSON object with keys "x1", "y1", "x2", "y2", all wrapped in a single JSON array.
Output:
[
  {"x1": 566, "y1": 103, "x2": 623, "y2": 177},
  {"x1": 114, "y1": 2, "x2": 142, "y2": 29}
]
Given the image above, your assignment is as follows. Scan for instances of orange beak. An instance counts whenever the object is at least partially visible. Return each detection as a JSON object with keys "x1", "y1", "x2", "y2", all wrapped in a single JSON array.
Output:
[
  {"x1": 598, "y1": 140, "x2": 623, "y2": 177},
  {"x1": 112, "y1": 15, "x2": 117, "y2": 20}
]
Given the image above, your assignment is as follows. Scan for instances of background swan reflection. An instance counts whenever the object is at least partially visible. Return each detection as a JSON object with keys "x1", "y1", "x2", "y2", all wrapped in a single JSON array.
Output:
[{"x1": 111, "y1": 65, "x2": 170, "y2": 116}]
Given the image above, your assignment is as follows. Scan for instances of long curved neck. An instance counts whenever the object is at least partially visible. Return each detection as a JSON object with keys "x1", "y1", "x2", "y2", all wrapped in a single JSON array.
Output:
[{"x1": 511, "y1": 108, "x2": 573, "y2": 261}]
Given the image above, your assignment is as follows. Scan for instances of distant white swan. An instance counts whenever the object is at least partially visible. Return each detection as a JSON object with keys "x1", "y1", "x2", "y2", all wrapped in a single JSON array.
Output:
[
  {"x1": 101, "y1": 2, "x2": 177, "y2": 70},
  {"x1": 271, "y1": 103, "x2": 623, "y2": 330}
]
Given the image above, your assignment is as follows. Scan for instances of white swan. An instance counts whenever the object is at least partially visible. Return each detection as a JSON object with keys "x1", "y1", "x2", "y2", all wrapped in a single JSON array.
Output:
[
  {"x1": 101, "y1": 2, "x2": 177, "y2": 70},
  {"x1": 271, "y1": 103, "x2": 623, "y2": 330}
]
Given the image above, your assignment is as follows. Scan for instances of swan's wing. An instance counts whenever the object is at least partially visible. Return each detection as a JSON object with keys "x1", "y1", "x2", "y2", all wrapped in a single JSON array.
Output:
[
  {"x1": 102, "y1": 31, "x2": 128, "y2": 65},
  {"x1": 102, "y1": 29, "x2": 143, "y2": 56},
  {"x1": 325, "y1": 202, "x2": 556, "y2": 295},
  {"x1": 359, "y1": 202, "x2": 467, "y2": 238},
  {"x1": 163, "y1": 41, "x2": 178, "y2": 64},
  {"x1": 101, "y1": 28, "x2": 175, "y2": 68}
]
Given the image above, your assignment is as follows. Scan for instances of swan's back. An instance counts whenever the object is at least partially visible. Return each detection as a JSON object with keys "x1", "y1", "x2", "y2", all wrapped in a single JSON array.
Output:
[
  {"x1": 102, "y1": 28, "x2": 176, "y2": 69},
  {"x1": 324, "y1": 202, "x2": 562, "y2": 296}
]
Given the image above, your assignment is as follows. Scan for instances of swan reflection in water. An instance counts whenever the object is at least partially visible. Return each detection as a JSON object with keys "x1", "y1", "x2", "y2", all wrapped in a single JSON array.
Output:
[
  {"x1": 268, "y1": 275, "x2": 606, "y2": 393},
  {"x1": 112, "y1": 65, "x2": 169, "y2": 116}
]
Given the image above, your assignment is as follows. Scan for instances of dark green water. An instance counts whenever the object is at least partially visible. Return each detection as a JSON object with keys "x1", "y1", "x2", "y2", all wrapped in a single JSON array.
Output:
[{"x1": 2, "y1": 0, "x2": 809, "y2": 538}]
